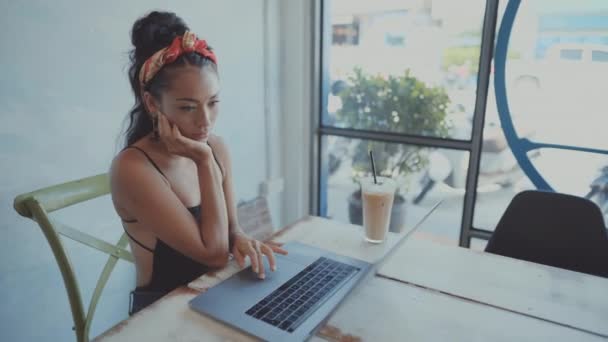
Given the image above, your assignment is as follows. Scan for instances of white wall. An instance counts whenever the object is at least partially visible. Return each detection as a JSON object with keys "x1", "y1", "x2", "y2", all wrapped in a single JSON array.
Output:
[{"x1": 0, "y1": 0, "x2": 278, "y2": 213}]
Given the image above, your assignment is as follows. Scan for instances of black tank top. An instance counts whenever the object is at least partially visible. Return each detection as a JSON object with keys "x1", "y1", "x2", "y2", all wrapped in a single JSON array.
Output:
[{"x1": 120, "y1": 145, "x2": 222, "y2": 292}]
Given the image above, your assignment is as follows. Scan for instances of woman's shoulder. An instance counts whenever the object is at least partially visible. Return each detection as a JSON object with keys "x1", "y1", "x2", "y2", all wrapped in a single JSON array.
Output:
[
  {"x1": 110, "y1": 142, "x2": 166, "y2": 188},
  {"x1": 207, "y1": 134, "x2": 232, "y2": 176},
  {"x1": 207, "y1": 134, "x2": 230, "y2": 161},
  {"x1": 110, "y1": 147, "x2": 142, "y2": 189},
  {"x1": 111, "y1": 143, "x2": 147, "y2": 172}
]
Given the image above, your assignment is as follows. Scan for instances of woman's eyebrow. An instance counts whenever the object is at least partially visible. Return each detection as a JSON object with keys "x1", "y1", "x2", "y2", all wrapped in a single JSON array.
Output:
[
  {"x1": 175, "y1": 98, "x2": 199, "y2": 102},
  {"x1": 176, "y1": 92, "x2": 220, "y2": 102}
]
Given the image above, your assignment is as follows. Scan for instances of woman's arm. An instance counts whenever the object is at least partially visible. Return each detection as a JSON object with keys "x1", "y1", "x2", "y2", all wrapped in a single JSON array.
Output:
[
  {"x1": 209, "y1": 136, "x2": 287, "y2": 279},
  {"x1": 110, "y1": 150, "x2": 230, "y2": 268},
  {"x1": 207, "y1": 135, "x2": 243, "y2": 247},
  {"x1": 195, "y1": 151, "x2": 230, "y2": 262}
]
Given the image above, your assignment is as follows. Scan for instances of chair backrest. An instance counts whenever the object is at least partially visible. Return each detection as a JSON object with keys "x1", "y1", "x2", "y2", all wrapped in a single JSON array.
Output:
[
  {"x1": 485, "y1": 190, "x2": 608, "y2": 278},
  {"x1": 237, "y1": 196, "x2": 274, "y2": 241},
  {"x1": 13, "y1": 173, "x2": 134, "y2": 342}
]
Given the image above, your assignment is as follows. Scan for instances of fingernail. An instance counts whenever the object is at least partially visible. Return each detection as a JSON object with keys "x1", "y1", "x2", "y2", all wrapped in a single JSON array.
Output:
[
  {"x1": 271, "y1": 266, "x2": 276, "y2": 272},
  {"x1": 252, "y1": 266, "x2": 257, "y2": 272},
  {"x1": 260, "y1": 274, "x2": 265, "y2": 279}
]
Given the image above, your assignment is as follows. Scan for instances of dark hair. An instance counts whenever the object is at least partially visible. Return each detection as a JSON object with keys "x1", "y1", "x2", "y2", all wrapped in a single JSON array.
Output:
[{"x1": 124, "y1": 11, "x2": 217, "y2": 146}]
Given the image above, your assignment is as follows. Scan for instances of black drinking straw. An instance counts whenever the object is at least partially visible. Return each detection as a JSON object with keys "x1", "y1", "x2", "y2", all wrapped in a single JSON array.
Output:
[{"x1": 369, "y1": 150, "x2": 378, "y2": 185}]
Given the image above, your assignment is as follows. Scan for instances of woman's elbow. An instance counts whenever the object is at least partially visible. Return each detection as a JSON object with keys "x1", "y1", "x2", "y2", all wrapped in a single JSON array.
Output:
[{"x1": 205, "y1": 249, "x2": 230, "y2": 268}]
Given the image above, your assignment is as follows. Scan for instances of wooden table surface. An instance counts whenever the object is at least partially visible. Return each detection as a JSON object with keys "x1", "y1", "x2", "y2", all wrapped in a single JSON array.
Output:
[
  {"x1": 94, "y1": 216, "x2": 608, "y2": 342},
  {"x1": 378, "y1": 236, "x2": 608, "y2": 338}
]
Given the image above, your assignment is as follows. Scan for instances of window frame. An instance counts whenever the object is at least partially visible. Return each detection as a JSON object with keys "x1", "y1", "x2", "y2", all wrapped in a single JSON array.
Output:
[{"x1": 311, "y1": 0, "x2": 501, "y2": 247}]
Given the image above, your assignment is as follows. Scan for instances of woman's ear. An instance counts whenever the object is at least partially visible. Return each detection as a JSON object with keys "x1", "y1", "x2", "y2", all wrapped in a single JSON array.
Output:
[{"x1": 142, "y1": 91, "x2": 160, "y2": 116}]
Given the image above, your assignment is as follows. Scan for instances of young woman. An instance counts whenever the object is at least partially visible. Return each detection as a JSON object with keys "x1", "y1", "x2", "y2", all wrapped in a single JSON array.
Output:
[{"x1": 110, "y1": 11, "x2": 286, "y2": 315}]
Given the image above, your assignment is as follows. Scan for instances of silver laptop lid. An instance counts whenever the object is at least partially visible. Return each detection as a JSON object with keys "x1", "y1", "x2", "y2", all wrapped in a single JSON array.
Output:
[{"x1": 375, "y1": 199, "x2": 443, "y2": 270}]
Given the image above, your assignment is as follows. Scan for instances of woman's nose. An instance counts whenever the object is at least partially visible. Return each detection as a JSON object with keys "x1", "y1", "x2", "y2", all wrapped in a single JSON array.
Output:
[{"x1": 197, "y1": 110, "x2": 211, "y2": 128}]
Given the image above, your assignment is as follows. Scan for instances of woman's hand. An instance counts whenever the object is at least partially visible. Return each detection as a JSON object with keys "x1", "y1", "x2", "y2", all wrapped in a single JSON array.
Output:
[
  {"x1": 232, "y1": 233, "x2": 288, "y2": 279},
  {"x1": 157, "y1": 113, "x2": 212, "y2": 163}
]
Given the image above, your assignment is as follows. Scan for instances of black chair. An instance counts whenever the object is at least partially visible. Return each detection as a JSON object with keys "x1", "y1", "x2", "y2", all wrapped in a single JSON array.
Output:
[{"x1": 485, "y1": 190, "x2": 608, "y2": 278}]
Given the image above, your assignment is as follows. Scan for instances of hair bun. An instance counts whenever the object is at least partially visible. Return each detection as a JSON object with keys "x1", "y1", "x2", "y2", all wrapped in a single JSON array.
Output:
[{"x1": 131, "y1": 11, "x2": 189, "y2": 62}]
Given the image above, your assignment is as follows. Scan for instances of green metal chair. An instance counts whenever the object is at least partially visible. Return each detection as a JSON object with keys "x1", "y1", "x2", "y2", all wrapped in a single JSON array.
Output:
[{"x1": 13, "y1": 173, "x2": 134, "y2": 342}]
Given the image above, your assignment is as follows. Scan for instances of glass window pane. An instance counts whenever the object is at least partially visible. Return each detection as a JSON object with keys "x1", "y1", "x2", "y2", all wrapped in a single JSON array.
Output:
[
  {"x1": 320, "y1": 135, "x2": 469, "y2": 245},
  {"x1": 559, "y1": 49, "x2": 583, "y2": 60},
  {"x1": 474, "y1": 149, "x2": 608, "y2": 231},
  {"x1": 503, "y1": 2, "x2": 608, "y2": 151},
  {"x1": 591, "y1": 50, "x2": 608, "y2": 62},
  {"x1": 474, "y1": 1, "x2": 608, "y2": 231},
  {"x1": 324, "y1": 0, "x2": 488, "y2": 140}
]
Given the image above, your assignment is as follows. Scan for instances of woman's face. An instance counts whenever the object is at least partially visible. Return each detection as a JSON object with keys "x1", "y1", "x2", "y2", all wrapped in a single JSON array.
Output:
[{"x1": 148, "y1": 65, "x2": 220, "y2": 143}]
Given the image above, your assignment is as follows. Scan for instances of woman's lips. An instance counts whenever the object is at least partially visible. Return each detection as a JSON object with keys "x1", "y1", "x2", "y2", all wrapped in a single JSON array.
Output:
[{"x1": 192, "y1": 132, "x2": 208, "y2": 140}]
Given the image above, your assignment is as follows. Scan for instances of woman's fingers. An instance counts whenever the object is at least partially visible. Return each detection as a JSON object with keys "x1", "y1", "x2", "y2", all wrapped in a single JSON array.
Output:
[
  {"x1": 265, "y1": 241, "x2": 288, "y2": 255},
  {"x1": 255, "y1": 240, "x2": 265, "y2": 279},
  {"x1": 171, "y1": 121, "x2": 181, "y2": 139},
  {"x1": 233, "y1": 238, "x2": 286, "y2": 278},
  {"x1": 233, "y1": 245, "x2": 246, "y2": 268},
  {"x1": 271, "y1": 245, "x2": 288, "y2": 255},
  {"x1": 261, "y1": 243, "x2": 277, "y2": 272},
  {"x1": 245, "y1": 243, "x2": 259, "y2": 274}
]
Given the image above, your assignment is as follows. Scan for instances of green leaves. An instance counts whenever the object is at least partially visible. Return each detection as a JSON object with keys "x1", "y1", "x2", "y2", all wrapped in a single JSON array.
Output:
[
  {"x1": 337, "y1": 68, "x2": 450, "y2": 136},
  {"x1": 336, "y1": 68, "x2": 451, "y2": 189}
]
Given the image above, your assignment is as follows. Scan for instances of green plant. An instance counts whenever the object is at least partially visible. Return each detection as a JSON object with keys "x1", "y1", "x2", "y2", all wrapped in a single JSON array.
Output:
[{"x1": 336, "y1": 68, "x2": 451, "y2": 193}]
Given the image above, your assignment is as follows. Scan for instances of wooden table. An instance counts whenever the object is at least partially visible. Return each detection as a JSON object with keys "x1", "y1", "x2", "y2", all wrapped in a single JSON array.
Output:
[{"x1": 94, "y1": 217, "x2": 608, "y2": 341}]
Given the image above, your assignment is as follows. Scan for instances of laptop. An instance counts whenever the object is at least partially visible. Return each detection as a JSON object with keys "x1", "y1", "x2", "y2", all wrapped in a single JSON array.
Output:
[{"x1": 189, "y1": 201, "x2": 442, "y2": 341}]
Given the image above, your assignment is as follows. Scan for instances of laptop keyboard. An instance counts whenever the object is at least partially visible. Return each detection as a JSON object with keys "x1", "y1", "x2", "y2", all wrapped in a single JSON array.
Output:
[{"x1": 245, "y1": 257, "x2": 359, "y2": 332}]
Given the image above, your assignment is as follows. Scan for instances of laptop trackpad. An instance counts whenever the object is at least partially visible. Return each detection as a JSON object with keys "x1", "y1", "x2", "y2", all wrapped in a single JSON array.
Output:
[
  {"x1": 230, "y1": 255, "x2": 305, "y2": 298},
  {"x1": 191, "y1": 255, "x2": 306, "y2": 314}
]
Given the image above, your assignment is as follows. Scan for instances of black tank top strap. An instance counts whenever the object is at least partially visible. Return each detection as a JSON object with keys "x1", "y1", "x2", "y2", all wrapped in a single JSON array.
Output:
[
  {"x1": 122, "y1": 229, "x2": 155, "y2": 253},
  {"x1": 124, "y1": 144, "x2": 222, "y2": 178},
  {"x1": 123, "y1": 145, "x2": 167, "y2": 179}
]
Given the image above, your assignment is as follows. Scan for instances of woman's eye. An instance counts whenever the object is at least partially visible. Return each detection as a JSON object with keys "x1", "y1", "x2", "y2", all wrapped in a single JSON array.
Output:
[
  {"x1": 209, "y1": 100, "x2": 220, "y2": 107},
  {"x1": 180, "y1": 106, "x2": 197, "y2": 112}
]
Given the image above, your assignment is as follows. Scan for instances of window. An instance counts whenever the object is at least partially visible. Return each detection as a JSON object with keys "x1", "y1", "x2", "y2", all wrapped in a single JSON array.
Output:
[
  {"x1": 317, "y1": 0, "x2": 494, "y2": 246},
  {"x1": 316, "y1": 0, "x2": 608, "y2": 247},
  {"x1": 559, "y1": 49, "x2": 583, "y2": 60},
  {"x1": 475, "y1": 1, "x2": 608, "y2": 233},
  {"x1": 592, "y1": 50, "x2": 608, "y2": 62},
  {"x1": 321, "y1": 135, "x2": 469, "y2": 243},
  {"x1": 332, "y1": 17, "x2": 359, "y2": 46}
]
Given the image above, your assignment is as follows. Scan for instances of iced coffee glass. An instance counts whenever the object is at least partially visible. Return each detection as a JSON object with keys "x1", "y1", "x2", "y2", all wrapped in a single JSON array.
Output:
[{"x1": 360, "y1": 176, "x2": 396, "y2": 243}]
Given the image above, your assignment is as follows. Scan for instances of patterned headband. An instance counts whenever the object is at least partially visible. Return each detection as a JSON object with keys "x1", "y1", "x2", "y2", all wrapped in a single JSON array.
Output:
[{"x1": 138, "y1": 31, "x2": 217, "y2": 89}]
